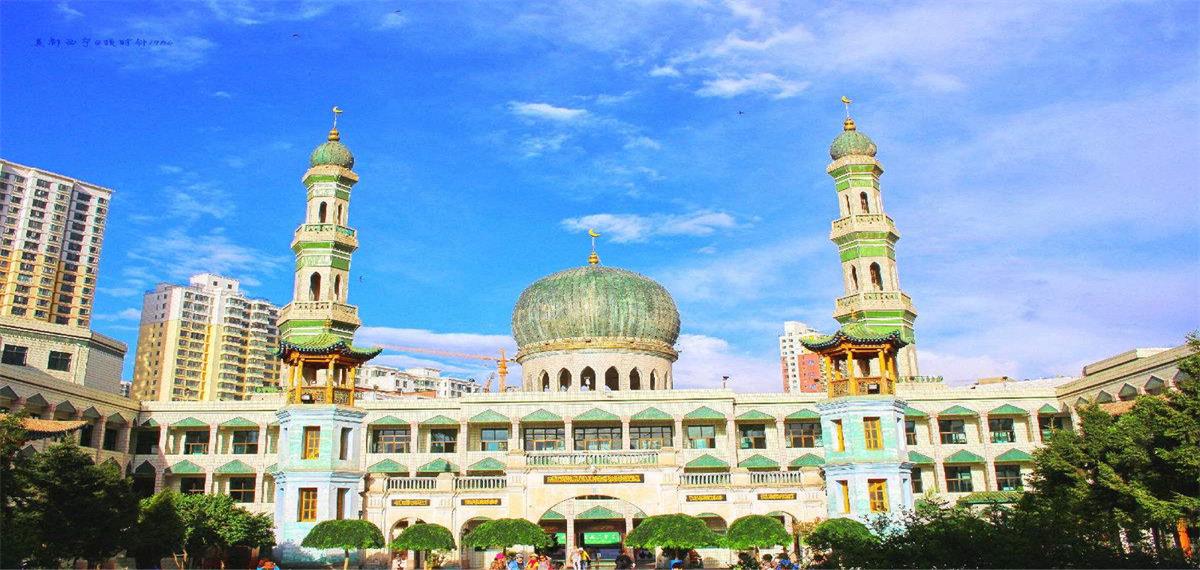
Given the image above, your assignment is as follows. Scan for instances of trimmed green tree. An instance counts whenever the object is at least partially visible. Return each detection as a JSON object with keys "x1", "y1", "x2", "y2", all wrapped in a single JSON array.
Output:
[
  {"x1": 174, "y1": 493, "x2": 275, "y2": 568},
  {"x1": 804, "y1": 518, "x2": 878, "y2": 569},
  {"x1": 302, "y1": 519, "x2": 385, "y2": 570},
  {"x1": 462, "y1": 518, "x2": 553, "y2": 549},
  {"x1": 624, "y1": 514, "x2": 722, "y2": 566},
  {"x1": 390, "y1": 523, "x2": 456, "y2": 570},
  {"x1": 725, "y1": 515, "x2": 790, "y2": 550},
  {"x1": 129, "y1": 491, "x2": 186, "y2": 569}
]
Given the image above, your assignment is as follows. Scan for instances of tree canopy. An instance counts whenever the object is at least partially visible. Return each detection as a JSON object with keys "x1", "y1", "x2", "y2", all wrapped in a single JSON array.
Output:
[
  {"x1": 805, "y1": 518, "x2": 878, "y2": 568},
  {"x1": 175, "y1": 493, "x2": 275, "y2": 567},
  {"x1": 624, "y1": 514, "x2": 722, "y2": 551},
  {"x1": 390, "y1": 523, "x2": 456, "y2": 552},
  {"x1": 129, "y1": 491, "x2": 186, "y2": 569},
  {"x1": 462, "y1": 518, "x2": 553, "y2": 549},
  {"x1": 725, "y1": 515, "x2": 790, "y2": 549},
  {"x1": 303, "y1": 520, "x2": 385, "y2": 570}
]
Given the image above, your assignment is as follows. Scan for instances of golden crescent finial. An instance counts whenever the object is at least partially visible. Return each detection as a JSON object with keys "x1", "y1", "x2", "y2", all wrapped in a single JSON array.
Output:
[
  {"x1": 588, "y1": 228, "x2": 600, "y2": 265},
  {"x1": 328, "y1": 106, "x2": 343, "y2": 141}
]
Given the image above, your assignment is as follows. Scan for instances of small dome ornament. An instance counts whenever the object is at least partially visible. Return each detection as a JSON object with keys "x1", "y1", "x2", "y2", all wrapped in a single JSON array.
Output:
[
  {"x1": 309, "y1": 105, "x2": 355, "y2": 169},
  {"x1": 829, "y1": 96, "x2": 877, "y2": 160}
]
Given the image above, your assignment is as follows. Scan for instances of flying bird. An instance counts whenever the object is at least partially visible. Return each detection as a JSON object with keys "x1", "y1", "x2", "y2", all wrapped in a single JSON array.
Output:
[
  {"x1": 292, "y1": 33, "x2": 300, "y2": 38},
  {"x1": 737, "y1": 110, "x2": 745, "y2": 116}
]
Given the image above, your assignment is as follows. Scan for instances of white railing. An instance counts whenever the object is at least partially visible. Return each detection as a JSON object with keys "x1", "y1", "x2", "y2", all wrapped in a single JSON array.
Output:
[
  {"x1": 455, "y1": 476, "x2": 507, "y2": 490},
  {"x1": 681, "y1": 473, "x2": 731, "y2": 486},
  {"x1": 386, "y1": 477, "x2": 436, "y2": 491},
  {"x1": 526, "y1": 450, "x2": 658, "y2": 467},
  {"x1": 830, "y1": 214, "x2": 895, "y2": 234},
  {"x1": 751, "y1": 471, "x2": 806, "y2": 485}
]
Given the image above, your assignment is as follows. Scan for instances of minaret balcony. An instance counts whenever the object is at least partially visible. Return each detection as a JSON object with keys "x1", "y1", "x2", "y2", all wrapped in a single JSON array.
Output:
[
  {"x1": 829, "y1": 214, "x2": 898, "y2": 240},
  {"x1": 291, "y1": 223, "x2": 358, "y2": 250},
  {"x1": 833, "y1": 291, "x2": 915, "y2": 318},
  {"x1": 828, "y1": 376, "x2": 896, "y2": 398},
  {"x1": 279, "y1": 300, "x2": 361, "y2": 326}
]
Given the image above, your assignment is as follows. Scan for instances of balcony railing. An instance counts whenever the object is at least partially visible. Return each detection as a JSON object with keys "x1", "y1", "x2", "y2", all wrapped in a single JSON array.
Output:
[
  {"x1": 751, "y1": 471, "x2": 805, "y2": 485},
  {"x1": 282, "y1": 301, "x2": 360, "y2": 325},
  {"x1": 290, "y1": 385, "x2": 354, "y2": 406},
  {"x1": 829, "y1": 214, "x2": 896, "y2": 236},
  {"x1": 526, "y1": 450, "x2": 658, "y2": 467},
  {"x1": 455, "y1": 476, "x2": 507, "y2": 490},
  {"x1": 297, "y1": 223, "x2": 357, "y2": 237},
  {"x1": 386, "y1": 477, "x2": 437, "y2": 491},
  {"x1": 681, "y1": 473, "x2": 731, "y2": 486},
  {"x1": 833, "y1": 291, "x2": 915, "y2": 316},
  {"x1": 828, "y1": 376, "x2": 895, "y2": 398}
]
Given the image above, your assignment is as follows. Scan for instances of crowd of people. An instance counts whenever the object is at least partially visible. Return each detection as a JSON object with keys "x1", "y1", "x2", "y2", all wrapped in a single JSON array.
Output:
[{"x1": 486, "y1": 547, "x2": 798, "y2": 570}]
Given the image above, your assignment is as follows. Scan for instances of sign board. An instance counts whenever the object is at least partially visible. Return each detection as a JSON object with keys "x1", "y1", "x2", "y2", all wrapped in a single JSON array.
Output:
[
  {"x1": 757, "y1": 492, "x2": 797, "y2": 501},
  {"x1": 583, "y1": 532, "x2": 621, "y2": 545},
  {"x1": 391, "y1": 499, "x2": 431, "y2": 507},
  {"x1": 544, "y1": 474, "x2": 644, "y2": 484},
  {"x1": 685, "y1": 494, "x2": 726, "y2": 502},
  {"x1": 461, "y1": 498, "x2": 502, "y2": 506}
]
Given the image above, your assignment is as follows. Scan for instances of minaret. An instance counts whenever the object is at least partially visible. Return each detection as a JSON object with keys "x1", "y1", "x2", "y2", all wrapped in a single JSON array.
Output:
[
  {"x1": 826, "y1": 99, "x2": 919, "y2": 377},
  {"x1": 273, "y1": 108, "x2": 381, "y2": 564}
]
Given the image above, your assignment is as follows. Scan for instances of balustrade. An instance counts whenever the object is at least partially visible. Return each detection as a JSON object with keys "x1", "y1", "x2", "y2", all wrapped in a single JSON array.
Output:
[
  {"x1": 386, "y1": 477, "x2": 437, "y2": 491},
  {"x1": 751, "y1": 471, "x2": 805, "y2": 485},
  {"x1": 680, "y1": 473, "x2": 731, "y2": 486},
  {"x1": 525, "y1": 450, "x2": 658, "y2": 467},
  {"x1": 455, "y1": 476, "x2": 507, "y2": 490}
]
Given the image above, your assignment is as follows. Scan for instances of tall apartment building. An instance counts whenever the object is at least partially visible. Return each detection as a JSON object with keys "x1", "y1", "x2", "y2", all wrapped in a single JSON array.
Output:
[
  {"x1": 0, "y1": 159, "x2": 112, "y2": 327},
  {"x1": 131, "y1": 274, "x2": 281, "y2": 402},
  {"x1": 357, "y1": 364, "x2": 484, "y2": 399},
  {"x1": 779, "y1": 321, "x2": 825, "y2": 393}
]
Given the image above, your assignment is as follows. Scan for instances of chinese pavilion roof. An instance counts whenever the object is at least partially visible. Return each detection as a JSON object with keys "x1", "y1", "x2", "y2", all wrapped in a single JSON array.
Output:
[
  {"x1": 276, "y1": 333, "x2": 382, "y2": 360},
  {"x1": 799, "y1": 322, "x2": 907, "y2": 352},
  {"x1": 2, "y1": 415, "x2": 87, "y2": 440}
]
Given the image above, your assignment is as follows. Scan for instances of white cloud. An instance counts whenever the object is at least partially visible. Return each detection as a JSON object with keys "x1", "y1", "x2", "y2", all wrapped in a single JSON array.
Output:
[
  {"x1": 695, "y1": 73, "x2": 808, "y2": 99},
  {"x1": 211, "y1": 90, "x2": 233, "y2": 98},
  {"x1": 919, "y1": 350, "x2": 1020, "y2": 385},
  {"x1": 93, "y1": 308, "x2": 142, "y2": 321},
  {"x1": 378, "y1": 11, "x2": 407, "y2": 30},
  {"x1": 519, "y1": 134, "x2": 571, "y2": 157},
  {"x1": 658, "y1": 237, "x2": 828, "y2": 304},
  {"x1": 123, "y1": 36, "x2": 217, "y2": 72},
  {"x1": 158, "y1": 164, "x2": 184, "y2": 174},
  {"x1": 357, "y1": 327, "x2": 520, "y2": 379},
  {"x1": 912, "y1": 71, "x2": 966, "y2": 92},
  {"x1": 649, "y1": 65, "x2": 682, "y2": 77},
  {"x1": 224, "y1": 156, "x2": 247, "y2": 169},
  {"x1": 561, "y1": 211, "x2": 739, "y2": 243},
  {"x1": 508, "y1": 101, "x2": 589, "y2": 122},
  {"x1": 673, "y1": 333, "x2": 781, "y2": 391},
  {"x1": 623, "y1": 136, "x2": 661, "y2": 150},
  {"x1": 56, "y1": 2, "x2": 84, "y2": 19},
  {"x1": 594, "y1": 91, "x2": 637, "y2": 105}
]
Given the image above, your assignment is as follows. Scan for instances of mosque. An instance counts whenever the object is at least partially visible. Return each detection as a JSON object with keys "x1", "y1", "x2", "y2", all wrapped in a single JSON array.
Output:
[{"x1": 0, "y1": 107, "x2": 1190, "y2": 568}]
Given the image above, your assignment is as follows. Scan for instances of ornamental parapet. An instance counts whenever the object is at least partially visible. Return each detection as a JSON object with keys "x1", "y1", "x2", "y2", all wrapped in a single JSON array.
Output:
[
  {"x1": 829, "y1": 214, "x2": 899, "y2": 240},
  {"x1": 515, "y1": 337, "x2": 678, "y2": 362},
  {"x1": 833, "y1": 291, "x2": 916, "y2": 318},
  {"x1": 279, "y1": 301, "x2": 361, "y2": 327},
  {"x1": 291, "y1": 223, "x2": 358, "y2": 251}
]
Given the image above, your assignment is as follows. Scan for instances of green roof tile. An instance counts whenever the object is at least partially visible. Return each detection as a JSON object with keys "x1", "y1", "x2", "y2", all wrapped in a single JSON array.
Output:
[
  {"x1": 469, "y1": 410, "x2": 509, "y2": 424},
  {"x1": 800, "y1": 322, "x2": 907, "y2": 351},
  {"x1": 631, "y1": 407, "x2": 672, "y2": 421},
  {"x1": 370, "y1": 415, "x2": 406, "y2": 426},
  {"x1": 215, "y1": 460, "x2": 254, "y2": 474},
  {"x1": 276, "y1": 333, "x2": 381, "y2": 360},
  {"x1": 140, "y1": 419, "x2": 159, "y2": 427},
  {"x1": 957, "y1": 491, "x2": 1023, "y2": 505},
  {"x1": 785, "y1": 409, "x2": 820, "y2": 420},
  {"x1": 989, "y1": 404, "x2": 1027, "y2": 416},
  {"x1": 908, "y1": 451, "x2": 934, "y2": 465},
  {"x1": 789, "y1": 453, "x2": 825, "y2": 467},
  {"x1": 522, "y1": 409, "x2": 562, "y2": 422},
  {"x1": 468, "y1": 457, "x2": 506, "y2": 472},
  {"x1": 220, "y1": 417, "x2": 258, "y2": 428},
  {"x1": 541, "y1": 510, "x2": 565, "y2": 521},
  {"x1": 904, "y1": 406, "x2": 929, "y2": 418},
  {"x1": 575, "y1": 408, "x2": 620, "y2": 422},
  {"x1": 685, "y1": 454, "x2": 729, "y2": 469},
  {"x1": 417, "y1": 458, "x2": 458, "y2": 473},
  {"x1": 367, "y1": 459, "x2": 406, "y2": 474},
  {"x1": 684, "y1": 406, "x2": 725, "y2": 421},
  {"x1": 944, "y1": 450, "x2": 986, "y2": 464},
  {"x1": 577, "y1": 506, "x2": 622, "y2": 520},
  {"x1": 168, "y1": 460, "x2": 203, "y2": 475},
  {"x1": 171, "y1": 417, "x2": 207, "y2": 428},
  {"x1": 421, "y1": 415, "x2": 459, "y2": 426},
  {"x1": 738, "y1": 454, "x2": 779, "y2": 469},
  {"x1": 133, "y1": 461, "x2": 155, "y2": 475},
  {"x1": 995, "y1": 449, "x2": 1034, "y2": 462},
  {"x1": 736, "y1": 410, "x2": 774, "y2": 421},
  {"x1": 265, "y1": 463, "x2": 278, "y2": 474},
  {"x1": 939, "y1": 405, "x2": 977, "y2": 417},
  {"x1": 1037, "y1": 404, "x2": 1062, "y2": 415}
]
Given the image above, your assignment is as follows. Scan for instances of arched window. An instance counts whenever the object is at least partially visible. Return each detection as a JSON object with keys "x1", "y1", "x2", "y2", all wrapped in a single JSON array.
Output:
[
  {"x1": 850, "y1": 266, "x2": 859, "y2": 292},
  {"x1": 318, "y1": 202, "x2": 328, "y2": 223},
  {"x1": 859, "y1": 192, "x2": 870, "y2": 213},
  {"x1": 308, "y1": 272, "x2": 321, "y2": 301},
  {"x1": 629, "y1": 369, "x2": 641, "y2": 390},
  {"x1": 333, "y1": 275, "x2": 342, "y2": 301},
  {"x1": 581, "y1": 367, "x2": 596, "y2": 392},
  {"x1": 650, "y1": 371, "x2": 657, "y2": 390},
  {"x1": 336, "y1": 204, "x2": 344, "y2": 225},
  {"x1": 540, "y1": 371, "x2": 550, "y2": 392},
  {"x1": 869, "y1": 263, "x2": 883, "y2": 290},
  {"x1": 605, "y1": 367, "x2": 619, "y2": 391},
  {"x1": 558, "y1": 369, "x2": 572, "y2": 392}
]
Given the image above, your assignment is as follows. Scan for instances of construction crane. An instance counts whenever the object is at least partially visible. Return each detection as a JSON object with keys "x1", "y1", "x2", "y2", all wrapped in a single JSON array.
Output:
[{"x1": 377, "y1": 345, "x2": 512, "y2": 392}]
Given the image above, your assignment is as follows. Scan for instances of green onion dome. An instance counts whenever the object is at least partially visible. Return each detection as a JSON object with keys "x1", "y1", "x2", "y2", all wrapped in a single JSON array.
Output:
[
  {"x1": 512, "y1": 265, "x2": 681, "y2": 358},
  {"x1": 310, "y1": 128, "x2": 355, "y2": 169},
  {"x1": 829, "y1": 118, "x2": 877, "y2": 160}
]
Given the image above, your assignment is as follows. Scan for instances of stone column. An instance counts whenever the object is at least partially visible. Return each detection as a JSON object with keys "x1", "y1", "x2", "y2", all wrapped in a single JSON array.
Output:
[
  {"x1": 120, "y1": 424, "x2": 133, "y2": 454},
  {"x1": 620, "y1": 417, "x2": 631, "y2": 450},
  {"x1": 204, "y1": 470, "x2": 214, "y2": 494},
  {"x1": 564, "y1": 420, "x2": 575, "y2": 451},
  {"x1": 673, "y1": 418, "x2": 684, "y2": 449},
  {"x1": 624, "y1": 515, "x2": 634, "y2": 541},
  {"x1": 255, "y1": 471, "x2": 265, "y2": 504},
  {"x1": 258, "y1": 425, "x2": 268, "y2": 455},
  {"x1": 92, "y1": 417, "x2": 107, "y2": 452},
  {"x1": 1024, "y1": 413, "x2": 1036, "y2": 443},
  {"x1": 208, "y1": 424, "x2": 219, "y2": 455},
  {"x1": 726, "y1": 420, "x2": 740, "y2": 457},
  {"x1": 511, "y1": 419, "x2": 522, "y2": 452},
  {"x1": 409, "y1": 421, "x2": 420, "y2": 454},
  {"x1": 978, "y1": 415, "x2": 989, "y2": 444},
  {"x1": 566, "y1": 515, "x2": 576, "y2": 555},
  {"x1": 154, "y1": 466, "x2": 165, "y2": 493},
  {"x1": 774, "y1": 418, "x2": 787, "y2": 451},
  {"x1": 458, "y1": 422, "x2": 469, "y2": 462},
  {"x1": 158, "y1": 425, "x2": 170, "y2": 455}
]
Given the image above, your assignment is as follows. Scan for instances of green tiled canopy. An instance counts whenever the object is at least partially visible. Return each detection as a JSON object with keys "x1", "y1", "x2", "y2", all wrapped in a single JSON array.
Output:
[
  {"x1": 790, "y1": 453, "x2": 825, "y2": 467},
  {"x1": 904, "y1": 406, "x2": 928, "y2": 418},
  {"x1": 1037, "y1": 404, "x2": 1062, "y2": 415},
  {"x1": 988, "y1": 404, "x2": 1027, "y2": 416},
  {"x1": 367, "y1": 459, "x2": 406, "y2": 474},
  {"x1": 958, "y1": 491, "x2": 1023, "y2": 505},
  {"x1": 786, "y1": 409, "x2": 820, "y2": 420},
  {"x1": 370, "y1": 416, "x2": 406, "y2": 426},
  {"x1": 469, "y1": 410, "x2": 509, "y2": 424},
  {"x1": 171, "y1": 417, "x2": 207, "y2": 428},
  {"x1": 631, "y1": 407, "x2": 672, "y2": 421},
  {"x1": 541, "y1": 510, "x2": 565, "y2": 521},
  {"x1": 995, "y1": 449, "x2": 1034, "y2": 462},
  {"x1": 421, "y1": 415, "x2": 459, "y2": 426},
  {"x1": 736, "y1": 410, "x2": 774, "y2": 421},
  {"x1": 220, "y1": 417, "x2": 258, "y2": 428},
  {"x1": 908, "y1": 451, "x2": 934, "y2": 465},
  {"x1": 738, "y1": 454, "x2": 779, "y2": 469},
  {"x1": 575, "y1": 408, "x2": 620, "y2": 422},
  {"x1": 944, "y1": 450, "x2": 985, "y2": 464},
  {"x1": 215, "y1": 460, "x2": 254, "y2": 474},
  {"x1": 577, "y1": 506, "x2": 622, "y2": 520},
  {"x1": 939, "y1": 405, "x2": 977, "y2": 417},
  {"x1": 685, "y1": 454, "x2": 729, "y2": 469},
  {"x1": 168, "y1": 460, "x2": 203, "y2": 475},
  {"x1": 522, "y1": 409, "x2": 562, "y2": 422},
  {"x1": 468, "y1": 457, "x2": 506, "y2": 472},
  {"x1": 684, "y1": 406, "x2": 725, "y2": 421},
  {"x1": 275, "y1": 333, "x2": 382, "y2": 360},
  {"x1": 800, "y1": 322, "x2": 907, "y2": 351},
  {"x1": 417, "y1": 458, "x2": 458, "y2": 473}
]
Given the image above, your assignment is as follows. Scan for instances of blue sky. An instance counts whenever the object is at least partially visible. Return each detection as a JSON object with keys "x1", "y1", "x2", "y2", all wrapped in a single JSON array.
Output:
[{"x1": 2, "y1": 0, "x2": 1197, "y2": 391}]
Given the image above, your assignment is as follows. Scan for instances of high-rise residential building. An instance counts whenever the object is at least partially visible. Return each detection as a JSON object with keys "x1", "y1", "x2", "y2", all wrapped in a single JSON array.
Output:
[
  {"x1": 0, "y1": 159, "x2": 112, "y2": 327},
  {"x1": 779, "y1": 321, "x2": 825, "y2": 393},
  {"x1": 357, "y1": 364, "x2": 484, "y2": 399},
  {"x1": 131, "y1": 274, "x2": 281, "y2": 402}
]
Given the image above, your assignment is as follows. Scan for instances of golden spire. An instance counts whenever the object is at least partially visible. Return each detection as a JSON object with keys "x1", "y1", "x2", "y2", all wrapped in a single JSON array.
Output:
[
  {"x1": 328, "y1": 106, "x2": 343, "y2": 141},
  {"x1": 587, "y1": 228, "x2": 601, "y2": 265},
  {"x1": 841, "y1": 96, "x2": 856, "y2": 131}
]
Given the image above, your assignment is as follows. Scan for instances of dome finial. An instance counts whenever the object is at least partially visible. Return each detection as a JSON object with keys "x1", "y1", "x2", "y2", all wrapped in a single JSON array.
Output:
[
  {"x1": 328, "y1": 106, "x2": 343, "y2": 141},
  {"x1": 587, "y1": 228, "x2": 601, "y2": 265},
  {"x1": 841, "y1": 96, "x2": 856, "y2": 131}
]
